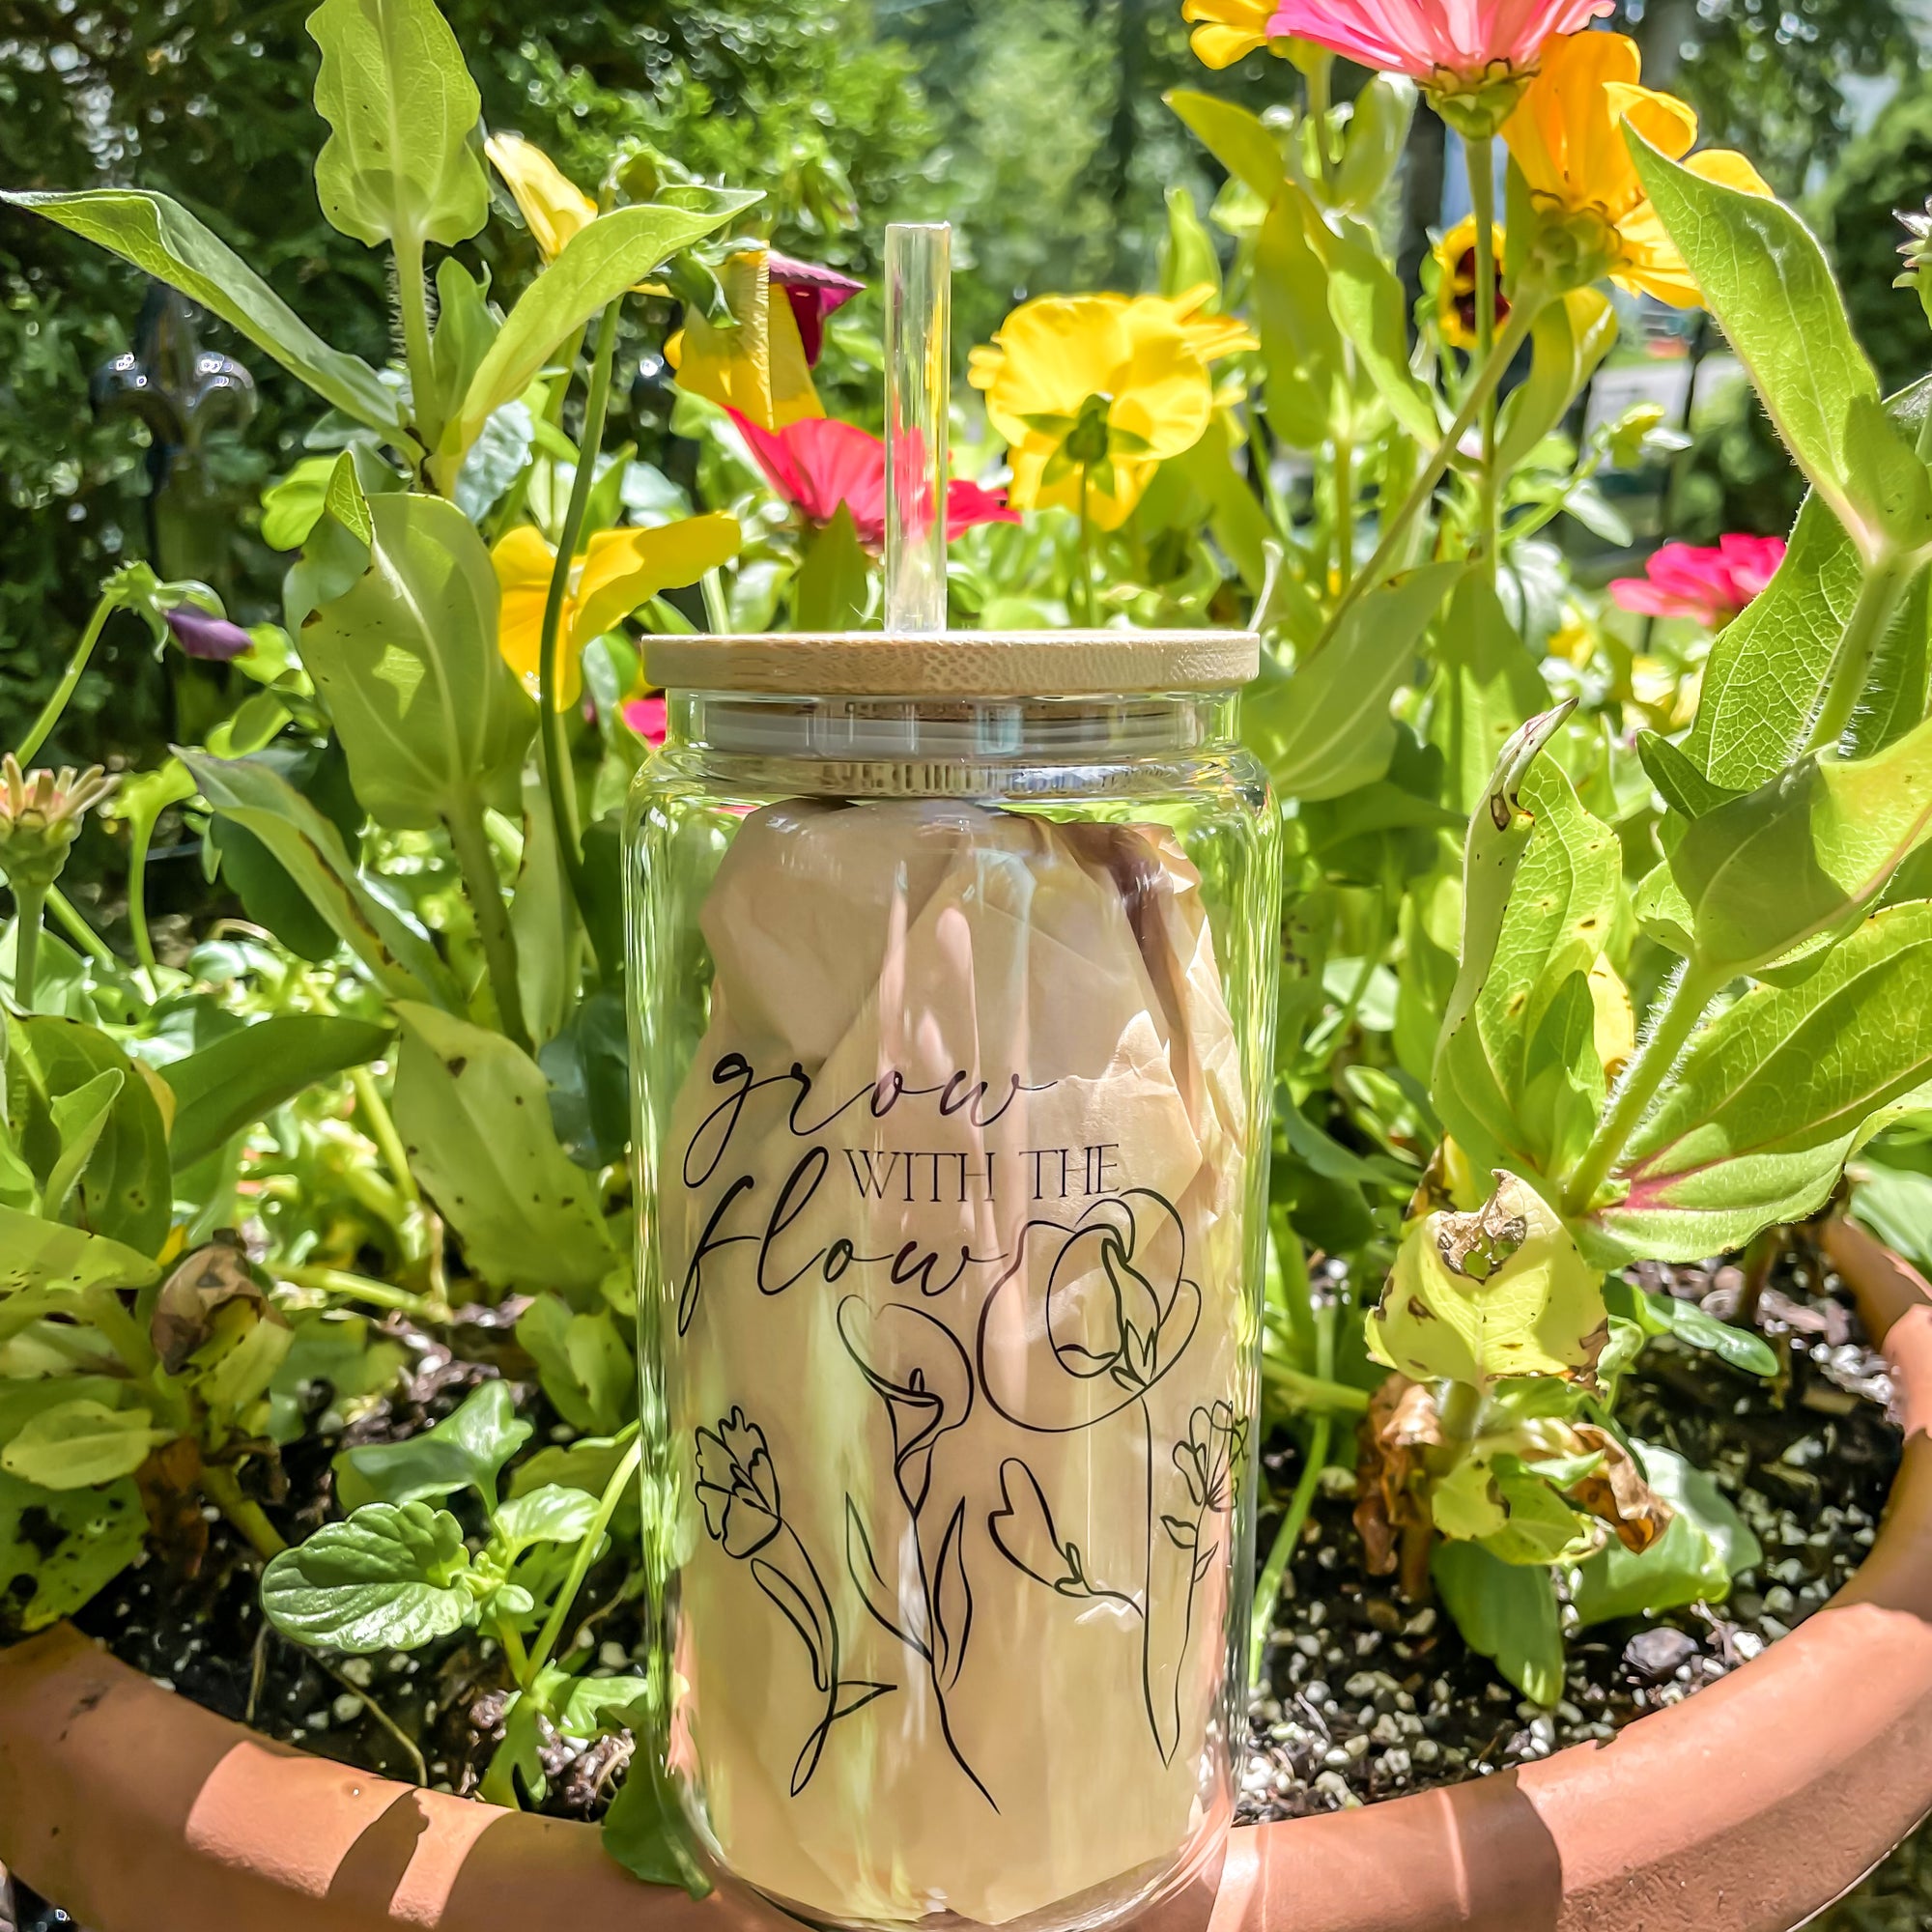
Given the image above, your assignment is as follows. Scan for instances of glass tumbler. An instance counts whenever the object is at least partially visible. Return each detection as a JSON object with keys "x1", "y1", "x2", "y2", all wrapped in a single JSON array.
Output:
[{"x1": 625, "y1": 631, "x2": 1282, "y2": 1932}]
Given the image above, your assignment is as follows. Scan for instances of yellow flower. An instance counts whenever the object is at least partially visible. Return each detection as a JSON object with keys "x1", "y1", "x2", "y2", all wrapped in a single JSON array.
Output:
[
  {"x1": 1432, "y1": 215, "x2": 1508, "y2": 351},
  {"x1": 1503, "y1": 32, "x2": 1772, "y2": 309},
  {"x1": 485, "y1": 132, "x2": 596, "y2": 262},
  {"x1": 1180, "y1": 0, "x2": 1278, "y2": 70},
  {"x1": 492, "y1": 514, "x2": 742, "y2": 706},
  {"x1": 969, "y1": 290, "x2": 1254, "y2": 529},
  {"x1": 667, "y1": 249, "x2": 823, "y2": 432}
]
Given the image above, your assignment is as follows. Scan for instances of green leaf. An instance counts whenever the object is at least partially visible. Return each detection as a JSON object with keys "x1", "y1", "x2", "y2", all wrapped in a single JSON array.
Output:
[
  {"x1": 448, "y1": 194, "x2": 758, "y2": 462},
  {"x1": 0, "y1": 1206, "x2": 159, "y2": 1295},
  {"x1": 1626, "y1": 130, "x2": 1932, "y2": 566},
  {"x1": 334, "y1": 1378, "x2": 532, "y2": 1512},
  {"x1": 1250, "y1": 188, "x2": 1346, "y2": 449},
  {"x1": 285, "y1": 450, "x2": 378, "y2": 632},
  {"x1": 1670, "y1": 707, "x2": 1932, "y2": 979},
  {"x1": 43, "y1": 1069, "x2": 123, "y2": 1221},
  {"x1": 1684, "y1": 384, "x2": 1932, "y2": 792},
  {"x1": 178, "y1": 748, "x2": 458, "y2": 1008},
  {"x1": 0, "y1": 189, "x2": 408, "y2": 443},
  {"x1": 601, "y1": 1751, "x2": 713, "y2": 1896},
  {"x1": 793, "y1": 503, "x2": 870, "y2": 631},
  {"x1": 1367, "y1": 1171, "x2": 1608, "y2": 1388},
  {"x1": 1158, "y1": 185, "x2": 1221, "y2": 304},
  {"x1": 1242, "y1": 563, "x2": 1463, "y2": 800},
  {"x1": 262, "y1": 1500, "x2": 477, "y2": 1653},
  {"x1": 1495, "y1": 290, "x2": 1617, "y2": 474},
  {"x1": 160, "y1": 1014, "x2": 393, "y2": 1171},
  {"x1": 1636, "y1": 730, "x2": 1740, "y2": 821},
  {"x1": 1433, "y1": 700, "x2": 1577, "y2": 1080},
  {"x1": 1331, "y1": 75, "x2": 1415, "y2": 213},
  {"x1": 11, "y1": 1015, "x2": 172, "y2": 1257},
  {"x1": 1569, "y1": 1441, "x2": 1760, "y2": 1627},
  {"x1": 1164, "y1": 89, "x2": 1287, "y2": 203},
  {"x1": 299, "y1": 491, "x2": 535, "y2": 830},
  {"x1": 493, "y1": 1482, "x2": 603, "y2": 1551},
  {"x1": 538, "y1": 987, "x2": 632, "y2": 1170},
  {"x1": 1425, "y1": 574, "x2": 1553, "y2": 818},
  {"x1": 268, "y1": 1310, "x2": 408, "y2": 1446},
  {"x1": 1848, "y1": 1156, "x2": 1932, "y2": 1276},
  {"x1": 0, "y1": 1469, "x2": 146, "y2": 1635},
  {"x1": 1589, "y1": 902, "x2": 1932, "y2": 1263},
  {"x1": 391, "y1": 1003, "x2": 613, "y2": 1297},
  {"x1": 1620, "y1": 1282, "x2": 1780, "y2": 1379},
  {"x1": 1322, "y1": 215, "x2": 1440, "y2": 446},
  {"x1": 1434, "y1": 758, "x2": 1621, "y2": 1178},
  {"x1": 1, "y1": 1400, "x2": 170, "y2": 1491},
  {"x1": 308, "y1": 0, "x2": 489, "y2": 252},
  {"x1": 515, "y1": 1293, "x2": 635, "y2": 1436},
  {"x1": 1432, "y1": 1538, "x2": 1564, "y2": 1707}
]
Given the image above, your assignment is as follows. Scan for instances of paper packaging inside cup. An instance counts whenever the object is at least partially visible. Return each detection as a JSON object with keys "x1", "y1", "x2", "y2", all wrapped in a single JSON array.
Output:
[{"x1": 661, "y1": 799, "x2": 1252, "y2": 1925}]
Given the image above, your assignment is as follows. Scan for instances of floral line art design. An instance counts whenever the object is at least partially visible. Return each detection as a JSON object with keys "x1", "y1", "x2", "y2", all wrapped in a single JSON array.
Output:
[
  {"x1": 977, "y1": 1190, "x2": 1229, "y2": 1764},
  {"x1": 695, "y1": 1406, "x2": 895, "y2": 1795},
  {"x1": 838, "y1": 1296, "x2": 995, "y2": 1808}
]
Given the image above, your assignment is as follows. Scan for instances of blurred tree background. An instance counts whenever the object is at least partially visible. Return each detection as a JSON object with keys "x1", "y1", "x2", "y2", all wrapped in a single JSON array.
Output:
[{"x1": 1, "y1": 0, "x2": 1925, "y2": 760}]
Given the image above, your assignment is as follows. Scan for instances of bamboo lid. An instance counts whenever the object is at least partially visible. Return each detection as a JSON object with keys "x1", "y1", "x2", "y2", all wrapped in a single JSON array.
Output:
[{"x1": 645, "y1": 630, "x2": 1261, "y2": 698}]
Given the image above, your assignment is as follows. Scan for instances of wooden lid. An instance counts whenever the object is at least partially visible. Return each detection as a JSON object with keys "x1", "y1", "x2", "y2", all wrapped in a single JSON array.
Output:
[{"x1": 644, "y1": 630, "x2": 1260, "y2": 697}]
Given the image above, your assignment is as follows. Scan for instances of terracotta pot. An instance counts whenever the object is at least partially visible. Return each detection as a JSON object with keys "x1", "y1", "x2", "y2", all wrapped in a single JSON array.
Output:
[{"x1": 3, "y1": 1216, "x2": 1930, "y2": 1932}]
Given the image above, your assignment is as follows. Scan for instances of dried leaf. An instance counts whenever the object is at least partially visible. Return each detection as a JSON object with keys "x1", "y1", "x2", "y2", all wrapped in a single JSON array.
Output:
[
  {"x1": 1563, "y1": 1424, "x2": 1674, "y2": 1554},
  {"x1": 151, "y1": 1239, "x2": 270, "y2": 1374},
  {"x1": 1353, "y1": 1374, "x2": 1440, "y2": 1576}
]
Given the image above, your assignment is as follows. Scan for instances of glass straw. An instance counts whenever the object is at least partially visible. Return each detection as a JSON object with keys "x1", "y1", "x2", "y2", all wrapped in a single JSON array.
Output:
[{"x1": 884, "y1": 222, "x2": 952, "y2": 635}]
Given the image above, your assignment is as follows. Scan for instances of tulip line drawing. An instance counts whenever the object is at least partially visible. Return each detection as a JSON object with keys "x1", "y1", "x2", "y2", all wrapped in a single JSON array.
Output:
[
  {"x1": 977, "y1": 1189, "x2": 1232, "y2": 1764},
  {"x1": 695, "y1": 1406, "x2": 895, "y2": 1796},
  {"x1": 838, "y1": 1295, "x2": 996, "y2": 1809}
]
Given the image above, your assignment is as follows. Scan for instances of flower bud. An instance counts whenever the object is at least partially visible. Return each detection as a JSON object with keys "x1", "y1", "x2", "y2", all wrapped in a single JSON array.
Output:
[{"x1": 0, "y1": 753, "x2": 117, "y2": 895}]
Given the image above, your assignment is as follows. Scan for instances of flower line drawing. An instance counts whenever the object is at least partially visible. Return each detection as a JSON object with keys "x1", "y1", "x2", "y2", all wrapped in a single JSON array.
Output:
[
  {"x1": 838, "y1": 1296, "x2": 995, "y2": 1808},
  {"x1": 977, "y1": 1190, "x2": 1232, "y2": 1764},
  {"x1": 695, "y1": 1406, "x2": 895, "y2": 1795}
]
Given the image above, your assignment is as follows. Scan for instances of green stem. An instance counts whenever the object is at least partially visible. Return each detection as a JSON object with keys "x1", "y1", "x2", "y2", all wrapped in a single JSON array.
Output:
[
  {"x1": 1304, "y1": 51, "x2": 1336, "y2": 193},
  {"x1": 444, "y1": 798, "x2": 530, "y2": 1055},
  {"x1": 45, "y1": 885, "x2": 117, "y2": 971},
  {"x1": 1805, "y1": 551, "x2": 1918, "y2": 753},
  {"x1": 1332, "y1": 433, "x2": 1355, "y2": 592},
  {"x1": 11, "y1": 882, "x2": 45, "y2": 1008},
  {"x1": 200, "y1": 1463, "x2": 287, "y2": 1562},
  {"x1": 497, "y1": 1619, "x2": 534, "y2": 1691},
  {"x1": 1248, "y1": 1414, "x2": 1330, "y2": 1683},
  {"x1": 281, "y1": 1263, "x2": 448, "y2": 1324},
  {"x1": 536, "y1": 301, "x2": 622, "y2": 969},
  {"x1": 351, "y1": 1064, "x2": 420, "y2": 1212},
  {"x1": 1468, "y1": 134, "x2": 1501, "y2": 576},
  {"x1": 1562, "y1": 962, "x2": 1718, "y2": 1217},
  {"x1": 1315, "y1": 298, "x2": 1542, "y2": 654},
  {"x1": 128, "y1": 811, "x2": 160, "y2": 992},
  {"x1": 1250, "y1": 1302, "x2": 1336, "y2": 1682},
  {"x1": 1077, "y1": 466, "x2": 1097, "y2": 626},
  {"x1": 530, "y1": 1434, "x2": 643, "y2": 1677},
  {"x1": 18, "y1": 590, "x2": 115, "y2": 766},
  {"x1": 1262, "y1": 1360, "x2": 1371, "y2": 1415},
  {"x1": 1436, "y1": 1378, "x2": 1487, "y2": 1447},
  {"x1": 395, "y1": 233, "x2": 442, "y2": 458}
]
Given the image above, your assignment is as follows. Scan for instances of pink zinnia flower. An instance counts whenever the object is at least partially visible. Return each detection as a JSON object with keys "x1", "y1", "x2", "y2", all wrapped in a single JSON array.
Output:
[
  {"x1": 1264, "y1": 0, "x2": 1612, "y2": 87},
  {"x1": 726, "y1": 409, "x2": 1017, "y2": 550},
  {"x1": 623, "y1": 696, "x2": 668, "y2": 746},
  {"x1": 765, "y1": 251, "x2": 864, "y2": 366},
  {"x1": 1609, "y1": 535, "x2": 1788, "y2": 631}
]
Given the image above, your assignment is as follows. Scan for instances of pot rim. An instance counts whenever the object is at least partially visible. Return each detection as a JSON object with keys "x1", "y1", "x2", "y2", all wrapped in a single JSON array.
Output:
[{"x1": 2, "y1": 1216, "x2": 1929, "y2": 1932}]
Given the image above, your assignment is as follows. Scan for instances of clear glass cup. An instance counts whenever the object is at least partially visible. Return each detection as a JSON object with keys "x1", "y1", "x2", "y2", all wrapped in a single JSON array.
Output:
[{"x1": 625, "y1": 637, "x2": 1281, "y2": 1932}]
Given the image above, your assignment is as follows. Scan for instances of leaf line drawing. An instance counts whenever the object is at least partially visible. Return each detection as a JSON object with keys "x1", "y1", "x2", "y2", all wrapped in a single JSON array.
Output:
[
  {"x1": 695, "y1": 1406, "x2": 895, "y2": 1794},
  {"x1": 976, "y1": 1190, "x2": 1235, "y2": 1764},
  {"x1": 838, "y1": 1294, "x2": 996, "y2": 1808}
]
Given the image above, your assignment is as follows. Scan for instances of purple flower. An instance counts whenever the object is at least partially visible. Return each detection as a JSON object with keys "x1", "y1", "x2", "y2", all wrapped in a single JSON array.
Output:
[{"x1": 164, "y1": 604, "x2": 254, "y2": 663}]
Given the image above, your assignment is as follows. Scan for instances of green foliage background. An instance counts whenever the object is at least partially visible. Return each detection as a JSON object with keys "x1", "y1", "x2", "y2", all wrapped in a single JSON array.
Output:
[{"x1": 0, "y1": 0, "x2": 1920, "y2": 761}]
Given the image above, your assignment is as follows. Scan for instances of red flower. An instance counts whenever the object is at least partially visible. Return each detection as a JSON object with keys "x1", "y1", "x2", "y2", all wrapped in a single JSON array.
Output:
[
  {"x1": 1609, "y1": 535, "x2": 1788, "y2": 631},
  {"x1": 726, "y1": 409, "x2": 1017, "y2": 550},
  {"x1": 766, "y1": 251, "x2": 864, "y2": 365},
  {"x1": 623, "y1": 696, "x2": 668, "y2": 746}
]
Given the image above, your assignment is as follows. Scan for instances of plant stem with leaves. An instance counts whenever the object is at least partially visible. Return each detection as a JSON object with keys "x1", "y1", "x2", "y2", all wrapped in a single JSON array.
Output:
[
  {"x1": 1317, "y1": 298, "x2": 1541, "y2": 652},
  {"x1": 446, "y1": 798, "x2": 530, "y2": 1053},
  {"x1": 1805, "y1": 550, "x2": 1920, "y2": 753},
  {"x1": 536, "y1": 300, "x2": 622, "y2": 972},
  {"x1": 18, "y1": 590, "x2": 116, "y2": 766}
]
